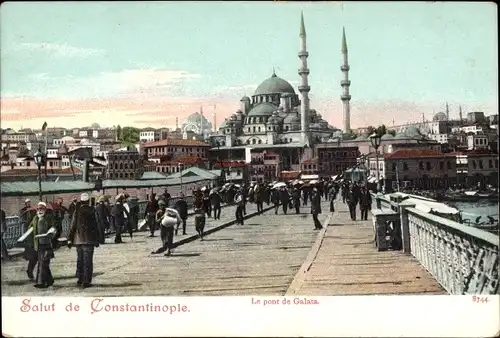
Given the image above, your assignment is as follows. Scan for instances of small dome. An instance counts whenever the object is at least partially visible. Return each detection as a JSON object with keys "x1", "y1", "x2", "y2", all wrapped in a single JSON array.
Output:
[
  {"x1": 90, "y1": 123, "x2": 100, "y2": 129},
  {"x1": 247, "y1": 103, "x2": 277, "y2": 117},
  {"x1": 254, "y1": 73, "x2": 296, "y2": 96},
  {"x1": 61, "y1": 136, "x2": 75, "y2": 142},
  {"x1": 267, "y1": 115, "x2": 280, "y2": 125},
  {"x1": 240, "y1": 96, "x2": 251, "y2": 102},
  {"x1": 281, "y1": 92, "x2": 292, "y2": 98},
  {"x1": 283, "y1": 114, "x2": 300, "y2": 124},
  {"x1": 433, "y1": 112, "x2": 447, "y2": 121},
  {"x1": 332, "y1": 131, "x2": 343, "y2": 137},
  {"x1": 310, "y1": 123, "x2": 323, "y2": 129},
  {"x1": 394, "y1": 132, "x2": 409, "y2": 140},
  {"x1": 404, "y1": 126, "x2": 422, "y2": 137},
  {"x1": 219, "y1": 119, "x2": 229, "y2": 129},
  {"x1": 381, "y1": 133, "x2": 394, "y2": 140},
  {"x1": 184, "y1": 112, "x2": 211, "y2": 125},
  {"x1": 354, "y1": 135, "x2": 367, "y2": 141}
]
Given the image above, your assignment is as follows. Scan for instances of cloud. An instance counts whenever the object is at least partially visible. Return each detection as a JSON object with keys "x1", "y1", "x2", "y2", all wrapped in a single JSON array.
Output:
[
  {"x1": 28, "y1": 68, "x2": 202, "y2": 99},
  {"x1": 16, "y1": 42, "x2": 105, "y2": 58},
  {"x1": 211, "y1": 84, "x2": 258, "y2": 99}
]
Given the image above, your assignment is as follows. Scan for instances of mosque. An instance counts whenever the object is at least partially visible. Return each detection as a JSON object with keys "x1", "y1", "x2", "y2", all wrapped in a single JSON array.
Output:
[{"x1": 208, "y1": 13, "x2": 352, "y2": 169}]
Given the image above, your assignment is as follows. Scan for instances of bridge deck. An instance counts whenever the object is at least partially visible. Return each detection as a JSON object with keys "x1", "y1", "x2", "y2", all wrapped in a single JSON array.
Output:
[{"x1": 289, "y1": 202, "x2": 446, "y2": 295}]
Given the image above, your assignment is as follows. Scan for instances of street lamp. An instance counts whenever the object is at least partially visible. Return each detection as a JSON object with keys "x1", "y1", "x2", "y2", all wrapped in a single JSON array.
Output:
[
  {"x1": 33, "y1": 149, "x2": 44, "y2": 201},
  {"x1": 178, "y1": 162, "x2": 183, "y2": 194},
  {"x1": 359, "y1": 155, "x2": 367, "y2": 184},
  {"x1": 369, "y1": 133, "x2": 382, "y2": 193},
  {"x1": 215, "y1": 140, "x2": 225, "y2": 184}
]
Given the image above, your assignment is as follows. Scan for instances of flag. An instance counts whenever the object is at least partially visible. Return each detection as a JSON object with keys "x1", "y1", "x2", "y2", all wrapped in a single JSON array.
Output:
[{"x1": 41, "y1": 121, "x2": 48, "y2": 131}]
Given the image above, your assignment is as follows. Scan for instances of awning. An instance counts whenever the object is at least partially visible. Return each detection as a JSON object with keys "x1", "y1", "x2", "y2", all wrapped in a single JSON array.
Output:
[{"x1": 301, "y1": 174, "x2": 319, "y2": 180}]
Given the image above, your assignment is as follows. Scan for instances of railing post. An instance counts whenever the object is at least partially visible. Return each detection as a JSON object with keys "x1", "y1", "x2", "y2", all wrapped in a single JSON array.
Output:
[{"x1": 399, "y1": 202, "x2": 415, "y2": 254}]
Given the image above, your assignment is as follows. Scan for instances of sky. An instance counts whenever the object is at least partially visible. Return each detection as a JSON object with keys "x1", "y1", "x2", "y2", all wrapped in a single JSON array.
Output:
[{"x1": 0, "y1": 1, "x2": 497, "y2": 131}]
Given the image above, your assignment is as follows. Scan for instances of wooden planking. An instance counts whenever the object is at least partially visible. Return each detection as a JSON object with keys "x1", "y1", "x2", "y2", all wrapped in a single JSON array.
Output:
[
  {"x1": 1, "y1": 202, "x2": 331, "y2": 297},
  {"x1": 292, "y1": 201, "x2": 446, "y2": 296}
]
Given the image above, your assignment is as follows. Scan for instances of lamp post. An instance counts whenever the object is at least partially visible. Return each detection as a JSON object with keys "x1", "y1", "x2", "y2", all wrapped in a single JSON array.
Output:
[
  {"x1": 33, "y1": 149, "x2": 44, "y2": 201},
  {"x1": 359, "y1": 155, "x2": 367, "y2": 184},
  {"x1": 369, "y1": 133, "x2": 382, "y2": 193},
  {"x1": 215, "y1": 140, "x2": 225, "y2": 184},
  {"x1": 178, "y1": 162, "x2": 183, "y2": 194}
]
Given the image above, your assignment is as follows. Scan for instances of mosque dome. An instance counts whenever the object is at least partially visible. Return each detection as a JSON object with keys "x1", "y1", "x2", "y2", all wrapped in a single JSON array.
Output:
[
  {"x1": 404, "y1": 126, "x2": 423, "y2": 138},
  {"x1": 184, "y1": 112, "x2": 211, "y2": 125},
  {"x1": 254, "y1": 73, "x2": 296, "y2": 96},
  {"x1": 433, "y1": 112, "x2": 448, "y2": 121},
  {"x1": 240, "y1": 96, "x2": 251, "y2": 102},
  {"x1": 248, "y1": 103, "x2": 277, "y2": 117},
  {"x1": 90, "y1": 123, "x2": 100, "y2": 129},
  {"x1": 381, "y1": 133, "x2": 394, "y2": 140},
  {"x1": 283, "y1": 114, "x2": 300, "y2": 125},
  {"x1": 354, "y1": 135, "x2": 367, "y2": 141},
  {"x1": 219, "y1": 119, "x2": 229, "y2": 129}
]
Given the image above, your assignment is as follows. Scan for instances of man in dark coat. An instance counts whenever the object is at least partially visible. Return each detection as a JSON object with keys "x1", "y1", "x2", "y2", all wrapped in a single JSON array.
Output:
[
  {"x1": 19, "y1": 199, "x2": 37, "y2": 280},
  {"x1": 1, "y1": 209, "x2": 9, "y2": 260},
  {"x1": 162, "y1": 189, "x2": 171, "y2": 207},
  {"x1": 203, "y1": 188, "x2": 212, "y2": 217},
  {"x1": 193, "y1": 191, "x2": 206, "y2": 240},
  {"x1": 271, "y1": 188, "x2": 280, "y2": 214},
  {"x1": 68, "y1": 198, "x2": 78, "y2": 224},
  {"x1": 174, "y1": 193, "x2": 189, "y2": 235},
  {"x1": 27, "y1": 202, "x2": 56, "y2": 288},
  {"x1": 241, "y1": 186, "x2": 248, "y2": 215},
  {"x1": 110, "y1": 194, "x2": 129, "y2": 244},
  {"x1": 254, "y1": 184, "x2": 264, "y2": 214},
  {"x1": 94, "y1": 196, "x2": 109, "y2": 243},
  {"x1": 329, "y1": 184, "x2": 338, "y2": 212},
  {"x1": 346, "y1": 185, "x2": 357, "y2": 221},
  {"x1": 359, "y1": 186, "x2": 372, "y2": 220},
  {"x1": 210, "y1": 189, "x2": 222, "y2": 220},
  {"x1": 144, "y1": 194, "x2": 158, "y2": 237},
  {"x1": 234, "y1": 190, "x2": 245, "y2": 225},
  {"x1": 52, "y1": 198, "x2": 68, "y2": 249},
  {"x1": 310, "y1": 184, "x2": 323, "y2": 230},
  {"x1": 292, "y1": 187, "x2": 301, "y2": 214},
  {"x1": 68, "y1": 193, "x2": 100, "y2": 288},
  {"x1": 279, "y1": 187, "x2": 290, "y2": 215}
]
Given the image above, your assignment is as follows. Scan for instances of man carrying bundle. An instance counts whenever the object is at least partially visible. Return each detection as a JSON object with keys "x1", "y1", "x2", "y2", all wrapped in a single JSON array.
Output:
[
  {"x1": 193, "y1": 190, "x2": 206, "y2": 240},
  {"x1": 151, "y1": 200, "x2": 181, "y2": 257}
]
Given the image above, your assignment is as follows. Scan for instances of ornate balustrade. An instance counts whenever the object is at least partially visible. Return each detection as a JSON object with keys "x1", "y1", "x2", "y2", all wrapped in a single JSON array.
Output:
[
  {"x1": 370, "y1": 192, "x2": 499, "y2": 294},
  {"x1": 405, "y1": 207, "x2": 498, "y2": 295},
  {"x1": 2, "y1": 196, "x2": 194, "y2": 250}
]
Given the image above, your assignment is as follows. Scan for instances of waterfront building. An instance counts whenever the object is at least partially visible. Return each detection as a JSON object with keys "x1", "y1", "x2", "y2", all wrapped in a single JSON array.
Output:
[
  {"x1": 139, "y1": 127, "x2": 169, "y2": 143},
  {"x1": 106, "y1": 147, "x2": 144, "y2": 180},
  {"x1": 455, "y1": 150, "x2": 499, "y2": 187},
  {"x1": 366, "y1": 149, "x2": 458, "y2": 191}
]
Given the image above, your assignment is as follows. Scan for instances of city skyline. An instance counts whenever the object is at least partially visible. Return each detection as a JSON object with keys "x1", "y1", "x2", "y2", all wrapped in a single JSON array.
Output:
[{"x1": 1, "y1": 1, "x2": 497, "y2": 131}]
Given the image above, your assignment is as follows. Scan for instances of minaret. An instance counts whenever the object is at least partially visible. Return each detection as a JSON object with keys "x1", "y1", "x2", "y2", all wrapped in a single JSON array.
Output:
[
  {"x1": 200, "y1": 105, "x2": 204, "y2": 135},
  {"x1": 445, "y1": 102, "x2": 450, "y2": 121},
  {"x1": 459, "y1": 105, "x2": 463, "y2": 122},
  {"x1": 298, "y1": 12, "x2": 311, "y2": 145},
  {"x1": 175, "y1": 117, "x2": 179, "y2": 130},
  {"x1": 341, "y1": 27, "x2": 351, "y2": 134}
]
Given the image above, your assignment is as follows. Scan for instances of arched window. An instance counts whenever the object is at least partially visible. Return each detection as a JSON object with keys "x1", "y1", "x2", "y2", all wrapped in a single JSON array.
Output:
[
  {"x1": 246, "y1": 139, "x2": 250, "y2": 145},
  {"x1": 114, "y1": 163, "x2": 118, "y2": 169},
  {"x1": 285, "y1": 126, "x2": 289, "y2": 131},
  {"x1": 252, "y1": 139, "x2": 256, "y2": 144},
  {"x1": 258, "y1": 127, "x2": 261, "y2": 132},
  {"x1": 124, "y1": 163, "x2": 128, "y2": 170},
  {"x1": 253, "y1": 126, "x2": 256, "y2": 133},
  {"x1": 258, "y1": 139, "x2": 262, "y2": 144},
  {"x1": 119, "y1": 163, "x2": 123, "y2": 170}
]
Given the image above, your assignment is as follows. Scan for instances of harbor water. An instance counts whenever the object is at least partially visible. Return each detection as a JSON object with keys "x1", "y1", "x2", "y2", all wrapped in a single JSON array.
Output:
[{"x1": 447, "y1": 200, "x2": 499, "y2": 221}]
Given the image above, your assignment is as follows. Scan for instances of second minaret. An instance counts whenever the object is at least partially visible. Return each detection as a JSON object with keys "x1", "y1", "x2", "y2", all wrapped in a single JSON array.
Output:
[
  {"x1": 341, "y1": 27, "x2": 351, "y2": 134},
  {"x1": 298, "y1": 12, "x2": 311, "y2": 144}
]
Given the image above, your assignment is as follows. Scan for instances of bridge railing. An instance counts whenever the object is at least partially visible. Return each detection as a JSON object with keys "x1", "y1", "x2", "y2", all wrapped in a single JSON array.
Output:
[
  {"x1": 371, "y1": 192, "x2": 499, "y2": 295},
  {"x1": 2, "y1": 196, "x2": 194, "y2": 250}
]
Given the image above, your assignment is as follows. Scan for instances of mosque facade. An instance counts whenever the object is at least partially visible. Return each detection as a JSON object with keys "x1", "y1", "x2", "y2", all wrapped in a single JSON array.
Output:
[{"x1": 209, "y1": 12, "x2": 345, "y2": 152}]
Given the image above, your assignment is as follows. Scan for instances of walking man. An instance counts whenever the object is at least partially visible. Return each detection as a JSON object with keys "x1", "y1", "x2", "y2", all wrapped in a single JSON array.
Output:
[
  {"x1": 310, "y1": 184, "x2": 323, "y2": 230},
  {"x1": 1, "y1": 209, "x2": 10, "y2": 260},
  {"x1": 110, "y1": 194, "x2": 128, "y2": 244},
  {"x1": 254, "y1": 184, "x2": 264, "y2": 214},
  {"x1": 271, "y1": 188, "x2": 280, "y2": 214},
  {"x1": 174, "y1": 193, "x2": 188, "y2": 235},
  {"x1": 27, "y1": 202, "x2": 56, "y2": 288},
  {"x1": 235, "y1": 190, "x2": 245, "y2": 225},
  {"x1": 193, "y1": 193, "x2": 206, "y2": 240},
  {"x1": 151, "y1": 201, "x2": 180, "y2": 256},
  {"x1": 346, "y1": 185, "x2": 357, "y2": 221},
  {"x1": 19, "y1": 199, "x2": 37, "y2": 281},
  {"x1": 292, "y1": 187, "x2": 301, "y2": 214},
  {"x1": 279, "y1": 187, "x2": 290, "y2": 215},
  {"x1": 68, "y1": 193, "x2": 100, "y2": 288},
  {"x1": 144, "y1": 194, "x2": 159, "y2": 237},
  {"x1": 210, "y1": 189, "x2": 222, "y2": 220},
  {"x1": 359, "y1": 186, "x2": 372, "y2": 220},
  {"x1": 95, "y1": 196, "x2": 109, "y2": 242}
]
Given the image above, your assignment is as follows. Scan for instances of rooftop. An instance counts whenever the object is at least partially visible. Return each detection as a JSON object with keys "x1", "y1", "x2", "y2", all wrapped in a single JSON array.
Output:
[
  {"x1": 383, "y1": 149, "x2": 454, "y2": 159},
  {"x1": 143, "y1": 139, "x2": 210, "y2": 148}
]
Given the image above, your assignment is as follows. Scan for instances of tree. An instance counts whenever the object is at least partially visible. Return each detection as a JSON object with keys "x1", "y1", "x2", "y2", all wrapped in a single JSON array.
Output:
[
  {"x1": 376, "y1": 124, "x2": 387, "y2": 136},
  {"x1": 366, "y1": 126, "x2": 376, "y2": 135},
  {"x1": 120, "y1": 126, "x2": 140, "y2": 146},
  {"x1": 387, "y1": 130, "x2": 396, "y2": 136},
  {"x1": 116, "y1": 125, "x2": 122, "y2": 141}
]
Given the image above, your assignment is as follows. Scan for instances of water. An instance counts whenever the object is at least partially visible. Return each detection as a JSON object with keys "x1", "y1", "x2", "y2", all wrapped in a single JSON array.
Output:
[{"x1": 447, "y1": 200, "x2": 499, "y2": 220}]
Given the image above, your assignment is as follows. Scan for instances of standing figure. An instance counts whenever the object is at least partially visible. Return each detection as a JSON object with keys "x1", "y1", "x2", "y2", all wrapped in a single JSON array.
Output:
[
  {"x1": 234, "y1": 190, "x2": 245, "y2": 225},
  {"x1": 241, "y1": 186, "x2": 248, "y2": 215},
  {"x1": 19, "y1": 199, "x2": 37, "y2": 281},
  {"x1": 279, "y1": 187, "x2": 290, "y2": 215},
  {"x1": 162, "y1": 189, "x2": 171, "y2": 207},
  {"x1": 151, "y1": 201, "x2": 181, "y2": 256},
  {"x1": 271, "y1": 188, "x2": 280, "y2": 214},
  {"x1": 1, "y1": 209, "x2": 9, "y2": 260},
  {"x1": 67, "y1": 193, "x2": 100, "y2": 288},
  {"x1": 68, "y1": 198, "x2": 78, "y2": 225},
  {"x1": 203, "y1": 188, "x2": 212, "y2": 218},
  {"x1": 122, "y1": 194, "x2": 133, "y2": 238},
  {"x1": 94, "y1": 196, "x2": 109, "y2": 244},
  {"x1": 346, "y1": 185, "x2": 357, "y2": 221},
  {"x1": 292, "y1": 187, "x2": 301, "y2": 214},
  {"x1": 210, "y1": 189, "x2": 222, "y2": 220},
  {"x1": 27, "y1": 202, "x2": 56, "y2": 288},
  {"x1": 310, "y1": 184, "x2": 323, "y2": 230},
  {"x1": 193, "y1": 192, "x2": 206, "y2": 240},
  {"x1": 52, "y1": 199, "x2": 67, "y2": 249},
  {"x1": 144, "y1": 194, "x2": 159, "y2": 237},
  {"x1": 302, "y1": 186, "x2": 309, "y2": 206},
  {"x1": 174, "y1": 193, "x2": 189, "y2": 235},
  {"x1": 329, "y1": 185, "x2": 338, "y2": 212},
  {"x1": 110, "y1": 195, "x2": 128, "y2": 244},
  {"x1": 254, "y1": 184, "x2": 264, "y2": 214},
  {"x1": 359, "y1": 186, "x2": 372, "y2": 220}
]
